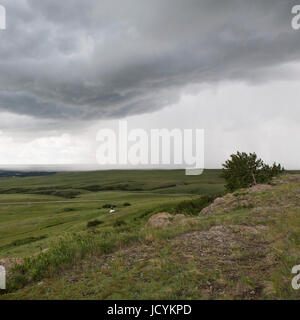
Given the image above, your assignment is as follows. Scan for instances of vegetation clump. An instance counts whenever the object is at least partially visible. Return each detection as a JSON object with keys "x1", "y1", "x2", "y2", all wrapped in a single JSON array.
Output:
[
  {"x1": 113, "y1": 219, "x2": 127, "y2": 227},
  {"x1": 102, "y1": 204, "x2": 116, "y2": 209},
  {"x1": 173, "y1": 194, "x2": 220, "y2": 215},
  {"x1": 221, "y1": 151, "x2": 284, "y2": 191},
  {"x1": 87, "y1": 220, "x2": 103, "y2": 228},
  {"x1": 123, "y1": 202, "x2": 131, "y2": 207},
  {"x1": 62, "y1": 208, "x2": 75, "y2": 212}
]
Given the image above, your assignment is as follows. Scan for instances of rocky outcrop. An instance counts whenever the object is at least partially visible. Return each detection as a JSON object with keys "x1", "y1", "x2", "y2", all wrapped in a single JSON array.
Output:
[
  {"x1": 200, "y1": 193, "x2": 251, "y2": 215},
  {"x1": 200, "y1": 183, "x2": 279, "y2": 216},
  {"x1": 146, "y1": 212, "x2": 192, "y2": 228},
  {"x1": 247, "y1": 184, "x2": 274, "y2": 194},
  {"x1": 146, "y1": 212, "x2": 173, "y2": 228}
]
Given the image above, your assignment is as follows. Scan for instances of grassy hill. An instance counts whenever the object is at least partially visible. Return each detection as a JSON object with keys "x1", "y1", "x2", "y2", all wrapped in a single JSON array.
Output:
[{"x1": 0, "y1": 171, "x2": 299, "y2": 299}]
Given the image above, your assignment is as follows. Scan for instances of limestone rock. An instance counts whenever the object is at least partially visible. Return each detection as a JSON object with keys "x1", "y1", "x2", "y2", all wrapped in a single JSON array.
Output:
[{"x1": 146, "y1": 212, "x2": 173, "y2": 228}]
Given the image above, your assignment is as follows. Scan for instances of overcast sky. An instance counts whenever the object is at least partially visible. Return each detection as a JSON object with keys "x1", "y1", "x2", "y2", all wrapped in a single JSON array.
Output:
[{"x1": 0, "y1": 0, "x2": 300, "y2": 169}]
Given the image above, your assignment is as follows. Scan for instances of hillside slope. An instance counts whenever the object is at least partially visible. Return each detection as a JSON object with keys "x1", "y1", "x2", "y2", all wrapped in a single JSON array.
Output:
[{"x1": 1, "y1": 174, "x2": 300, "y2": 300}]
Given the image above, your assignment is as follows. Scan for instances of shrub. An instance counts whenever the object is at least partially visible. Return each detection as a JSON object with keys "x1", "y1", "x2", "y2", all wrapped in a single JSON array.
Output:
[
  {"x1": 123, "y1": 202, "x2": 131, "y2": 207},
  {"x1": 62, "y1": 208, "x2": 75, "y2": 212},
  {"x1": 87, "y1": 220, "x2": 103, "y2": 228},
  {"x1": 102, "y1": 204, "x2": 115, "y2": 209},
  {"x1": 221, "y1": 151, "x2": 284, "y2": 191},
  {"x1": 173, "y1": 194, "x2": 219, "y2": 215},
  {"x1": 113, "y1": 219, "x2": 127, "y2": 227}
]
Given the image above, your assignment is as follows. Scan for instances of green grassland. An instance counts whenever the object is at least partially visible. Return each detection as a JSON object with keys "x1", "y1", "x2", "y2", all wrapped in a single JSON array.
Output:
[
  {"x1": 1, "y1": 170, "x2": 299, "y2": 300},
  {"x1": 0, "y1": 169, "x2": 224, "y2": 258}
]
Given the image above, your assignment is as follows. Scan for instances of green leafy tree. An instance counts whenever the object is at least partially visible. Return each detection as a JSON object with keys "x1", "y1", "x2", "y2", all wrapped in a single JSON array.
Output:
[{"x1": 221, "y1": 151, "x2": 284, "y2": 191}]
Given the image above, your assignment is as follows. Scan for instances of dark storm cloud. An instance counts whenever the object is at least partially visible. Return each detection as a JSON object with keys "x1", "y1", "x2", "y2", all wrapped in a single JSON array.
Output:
[{"x1": 0, "y1": 0, "x2": 299, "y2": 120}]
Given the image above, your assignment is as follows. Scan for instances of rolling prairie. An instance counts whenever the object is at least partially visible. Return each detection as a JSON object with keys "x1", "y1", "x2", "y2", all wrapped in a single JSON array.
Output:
[{"x1": 0, "y1": 169, "x2": 224, "y2": 258}]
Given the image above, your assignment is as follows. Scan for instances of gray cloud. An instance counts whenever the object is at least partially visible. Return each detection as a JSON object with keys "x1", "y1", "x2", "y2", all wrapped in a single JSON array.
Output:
[{"x1": 0, "y1": 0, "x2": 299, "y2": 121}]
